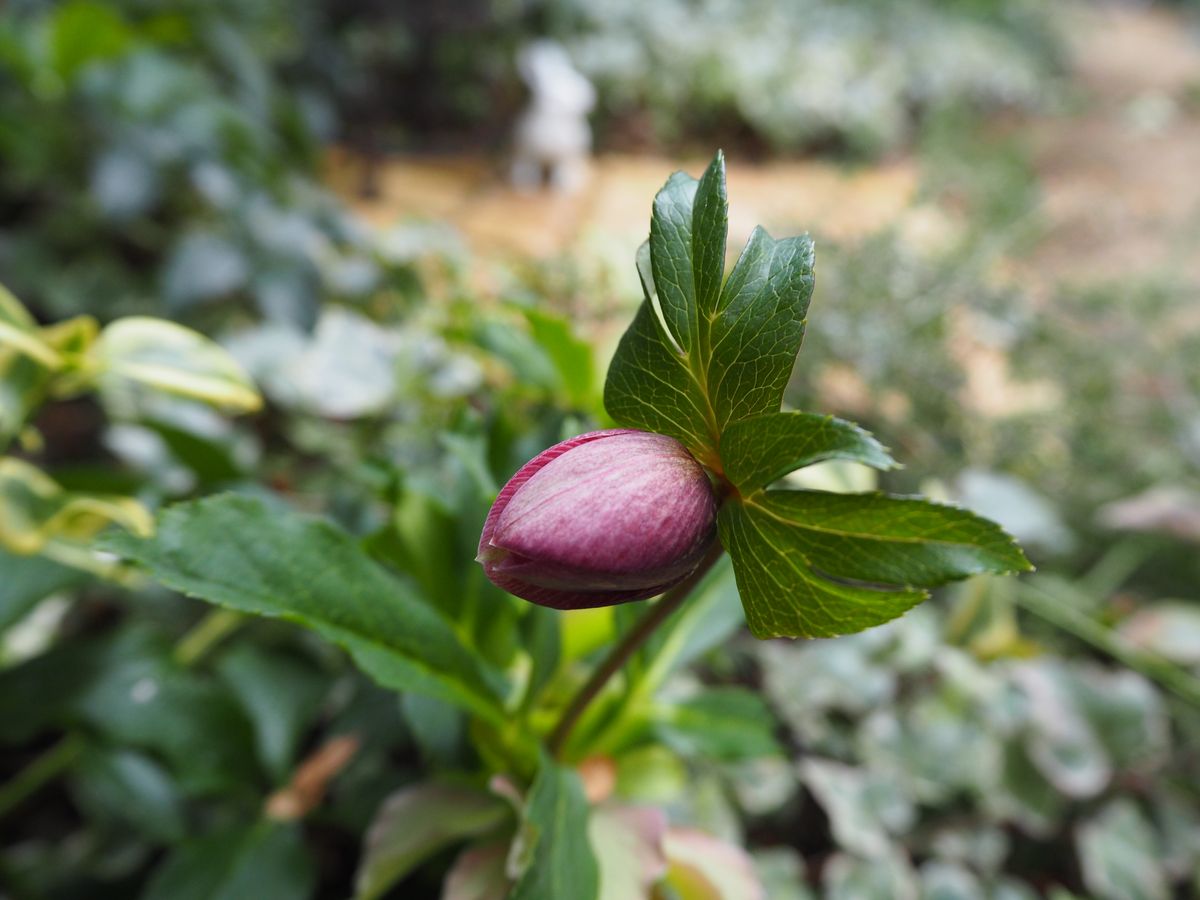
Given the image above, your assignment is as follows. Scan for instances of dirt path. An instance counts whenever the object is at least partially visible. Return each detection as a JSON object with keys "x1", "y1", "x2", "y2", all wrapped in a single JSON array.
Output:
[
  {"x1": 326, "y1": 151, "x2": 916, "y2": 264},
  {"x1": 327, "y1": 4, "x2": 1200, "y2": 293},
  {"x1": 1023, "y1": 3, "x2": 1200, "y2": 289}
]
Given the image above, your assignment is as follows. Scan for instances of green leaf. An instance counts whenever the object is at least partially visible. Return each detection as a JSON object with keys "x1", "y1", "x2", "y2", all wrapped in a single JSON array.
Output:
[
  {"x1": 605, "y1": 152, "x2": 815, "y2": 463},
  {"x1": 0, "y1": 548, "x2": 84, "y2": 633},
  {"x1": 0, "y1": 283, "x2": 62, "y2": 369},
  {"x1": 102, "y1": 494, "x2": 508, "y2": 725},
  {"x1": 658, "y1": 687, "x2": 780, "y2": 762},
  {"x1": 95, "y1": 317, "x2": 261, "y2": 413},
  {"x1": 521, "y1": 605, "x2": 561, "y2": 707},
  {"x1": 720, "y1": 491, "x2": 1029, "y2": 638},
  {"x1": 754, "y1": 491, "x2": 1031, "y2": 588},
  {"x1": 71, "y1": 627, "x2": 260, "y2": 794},
  {"x1": 510, "y1": 759, "x2": 599, "y2": 900},
  {"x1": 649, "y1": 160, "x2": 727, "y2": 354},
  {"x1": 402, "y1": 693, "x2": 468, "y2": 769},
  {"x1": 720, "y1": 502, "x2": 923, "y2": 639},
  {"x1": 706, "y1": 226, "x2": 814, "y2": 431},
  {"x1": 721, "y1": 412, "x2": 896, "y2": 493},
  {"x1": 0, "y1": 348, "x2": 52, "y2": 449},
  {"x1": 215, "y1": 644, "x2": 329, "y2": 781},
  {"x1": 355, "y1": 782, "x2": 510, "y2": 900},
  {"x1": 142, "y1": 821, "x2": 315, "y2": 900},
  {"x1": 49, "y1": 1, "x2": 135, "y2": 81},
  {"x1": 72, "y1": 746, "x2": 186, "y2": 843},
  {"x1": 603, "y1": 281, "x2": 714, "y2": 460},
  {"x1": 0, "y1": 626, "x2": 259, "y2": 791},
  {"x1": 1077, "y1": 800, "x2": 1170, "y2": 900},
  {"x1": 523, "y1": 307, "x2": 597, "y2": 409},
  {"x1": 802, "y1": 758, "x2": 914, "y2": 858},
  {"x1": 0, "y1": 457, "x2": 153, "y2": 559}
]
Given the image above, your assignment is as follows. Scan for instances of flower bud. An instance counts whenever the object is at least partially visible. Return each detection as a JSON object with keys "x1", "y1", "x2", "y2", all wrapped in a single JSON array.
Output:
[{"x1": 477, "y1": 429, "x2": 718, "y2": 610}]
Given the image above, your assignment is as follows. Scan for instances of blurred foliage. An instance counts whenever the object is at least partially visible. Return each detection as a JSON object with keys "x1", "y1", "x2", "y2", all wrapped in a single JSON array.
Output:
[
  {"x1": 0, "y1": 0, "x2": 398, "y2": 327},
  {"x1": 786, "y1": 109, "x2": 1200, "y2": 560},
  {"x1": 291, "y1": 0, "x2": 1065, "y2": 158},
  {"x1": 2, "y1": 1, "x2": 1200, "y2": 898},
  {"x1": 554, "y1": 0, "x2": 1063, "y2": 156}
]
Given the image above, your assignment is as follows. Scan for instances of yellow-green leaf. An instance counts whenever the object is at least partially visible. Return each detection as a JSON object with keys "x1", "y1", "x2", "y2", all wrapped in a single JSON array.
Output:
[
  {"x1": 95, "y1": 317, "x2": 262, "y2": 413},
  {"x1": 0, "y1": 457, "x2": 153, "y2": 571}
]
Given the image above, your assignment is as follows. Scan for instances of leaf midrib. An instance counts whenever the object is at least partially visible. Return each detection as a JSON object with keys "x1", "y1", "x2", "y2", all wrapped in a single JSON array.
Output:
[{"x1": 741, "y1": 493, "x2": 996, "y2": 550}]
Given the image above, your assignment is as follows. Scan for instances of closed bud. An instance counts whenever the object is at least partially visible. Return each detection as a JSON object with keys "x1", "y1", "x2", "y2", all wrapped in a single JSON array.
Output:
[{"x1": 477, "y1": 429, "x2": 718, "y2": 609}]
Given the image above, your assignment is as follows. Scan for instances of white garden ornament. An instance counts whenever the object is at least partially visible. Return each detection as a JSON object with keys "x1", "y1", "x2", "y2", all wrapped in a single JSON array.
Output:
[{"x1": 511, "y1": 40, "x2": 595, "y2": 193}]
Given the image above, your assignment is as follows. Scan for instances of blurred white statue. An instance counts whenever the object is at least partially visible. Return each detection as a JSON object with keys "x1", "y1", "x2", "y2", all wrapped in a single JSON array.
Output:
[{"x1": 511, "y1": 40, "x2": 595, "y2": 193}]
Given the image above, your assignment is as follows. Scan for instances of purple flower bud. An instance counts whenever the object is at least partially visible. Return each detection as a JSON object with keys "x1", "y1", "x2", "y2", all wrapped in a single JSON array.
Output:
[{"x1": 477, "y1": 429, "x2": 718, "y2": 610}]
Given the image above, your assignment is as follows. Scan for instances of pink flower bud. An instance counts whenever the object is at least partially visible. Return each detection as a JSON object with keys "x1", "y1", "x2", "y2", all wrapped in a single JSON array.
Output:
[{"x1": 477, "y1": 429, "x2": 718, "y2": 609}]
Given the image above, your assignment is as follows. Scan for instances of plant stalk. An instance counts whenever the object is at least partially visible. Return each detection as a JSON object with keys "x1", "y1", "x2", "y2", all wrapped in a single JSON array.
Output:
[
  {"x1": 547, "y1": 542, "x2": 725, "y2": 759},
  {"x1": 0, "y1": 734, "x2": 84, "y2": 819},
  {"x1": 1015, "y1": 583, "x2": 1200, "y2": 708},
  {"x1": 174, "y1": 608, "x2": 243, "y2": 667}
]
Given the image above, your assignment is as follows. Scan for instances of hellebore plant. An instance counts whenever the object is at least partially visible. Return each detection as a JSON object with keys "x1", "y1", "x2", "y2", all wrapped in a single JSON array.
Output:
[
  {"x1": 481, "y1": 149, "x2": 1030, "y2": 754},
  {"x1": 101, "y1": 152, "x2": 1032, "y2": 900}
]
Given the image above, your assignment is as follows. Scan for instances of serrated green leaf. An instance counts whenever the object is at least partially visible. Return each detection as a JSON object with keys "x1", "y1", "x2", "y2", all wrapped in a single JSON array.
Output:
[
  {"x1": 605, "y1": 153, "x2": 815, "y2": 464},
  {"x1": 102, "y1": 494, "x2": 507, "y2": 725},
  {"x1": 719, "y1": 502, "x2": 925, "y2": 639},
  {"x1": 510, "y1": 759, "x2": 598, "y2": 900},
  {"x1": 603, "y1": 297, "x2": 715, "y2": 460},
  {"x1": 721, "y1": 491, "x2": 1029, "y2": 638},
  {"x1": 707, "y1": 226, "x2": 813, "y2": 430},
  {"x1": 650, "y1": 157, "x2": 728, "y2": 352},
  {"x1": 721, "y1": 412, "x2": 896, "y2": 493},
  {"x1": 756, "y1": 491, "x2": 1031, "y2": 587}
]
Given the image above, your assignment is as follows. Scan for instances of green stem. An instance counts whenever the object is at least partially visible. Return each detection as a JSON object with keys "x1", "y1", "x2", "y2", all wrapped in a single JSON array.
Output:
[
  {"x1": 0, "y1": 733, "x2": 84, "y2": 820},
  {"x1": 1015, "y1": 583, "x2": 1200, "y2": 708},
  {"x1": 547, "y1": 542, "x2": 725, "y2": 760},
  {"x1": 0, "y1": 608, "x2": 243, "y2": 822},
  {"x1": 174, "y1": 608, "x2": 243, "y2": 667}
]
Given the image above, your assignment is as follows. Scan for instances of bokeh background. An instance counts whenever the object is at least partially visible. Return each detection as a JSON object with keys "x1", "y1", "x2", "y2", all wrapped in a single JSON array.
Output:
[{"x1": 2, "y1": 1, "x2": 1199, "y2": 898}]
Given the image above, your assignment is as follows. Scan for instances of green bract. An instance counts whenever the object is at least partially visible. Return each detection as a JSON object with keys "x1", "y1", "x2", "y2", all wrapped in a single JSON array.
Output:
[{"x1": 605, "y1": 152, "x2": 1031, "y2": 639}]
